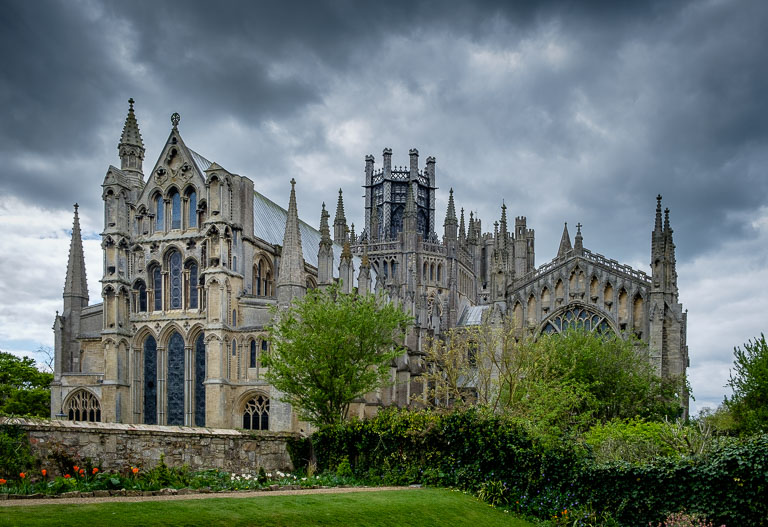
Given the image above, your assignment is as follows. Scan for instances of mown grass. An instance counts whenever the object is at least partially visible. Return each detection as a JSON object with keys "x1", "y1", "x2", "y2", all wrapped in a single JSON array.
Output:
[{"x1": 0, "y1": 487, "x2": 534, "y2": 527}]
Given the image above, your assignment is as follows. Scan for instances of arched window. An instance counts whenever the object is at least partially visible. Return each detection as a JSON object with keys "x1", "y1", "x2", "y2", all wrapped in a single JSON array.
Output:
[
  {"x1": 250, "y1": 339, "x2": 257, "y2": 368},
  {"x1": 437, "y1": 264, "x2": 442, "y2": 283},
  {"x1": 430, "y1": 263, "x2": 435, "y2": 281},
  {"x1": 260, "y1": 339, "x2": 269, "y2": 368},
  {"x1": 152, "y1": 266, "x2": 162, "y2": 311},
  {"x1": 194, "y1": 333, "x2": 205, "y2": 427},
  {"x1": 135, "y1": 280, "x2": 147, "y2": 312},
  {"x1": 242, "y1": 395, "x2": 269, "y2": 430},
  {"x1": 168, "y1": 250, "x2": 182, "y2": 309},
  {"x1": 187, "y1": 188, "x2": 197, "y2": 228},
  {"x1": 155, "y1": 194, "x2": 164, "y2": 231},
  {"x1": 232, "y1": 310, "x2": 237, "y2": 327},
  {"x1": 167, "y1": 331, "x2": 185, "y2": 425},
  {"x1": 143, "y1": 335, "x2": 157, "y2": 424},
  {"x1": 390, "y1": 205, "x2": 404, "y2": 238},
  {"x1": 233, "y1": 255, "x2": 237, "y2": 273},
  {"x1": 542, "y1": 305, "x2": 612, "y2": 335},
  {"x1": 65, "y1": 390, "x2": 101, "y2": 422},
  {"x1": 254, "y1": 261, "x2": 262, "y2": 295},
  {"x1": 170, "y1": 189, "x2": 181, "y2": 230},
  {"x1": 186, "y1": 261, "x2": 198, "y2": 309}
]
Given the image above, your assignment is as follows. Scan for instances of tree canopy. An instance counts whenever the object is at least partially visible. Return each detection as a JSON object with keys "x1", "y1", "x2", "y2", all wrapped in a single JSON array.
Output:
[
  {"x1": 0, "y1": 351, "x2": 53, "y2": 417},
  {"x1": 264, "y1": 284, "x2": 412, "y2": 426},
  {"x1": 419, "y1": 322, "x2": 684, "y2": 442},
  {"x1": 726, "y1": 334, "x2": 768, "y2": 435}
]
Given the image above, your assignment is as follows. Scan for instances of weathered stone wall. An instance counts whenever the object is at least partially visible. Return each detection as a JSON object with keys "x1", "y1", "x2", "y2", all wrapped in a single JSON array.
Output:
[{"x1": 5, "y1": 418, "x2": 296, "y2": 474}]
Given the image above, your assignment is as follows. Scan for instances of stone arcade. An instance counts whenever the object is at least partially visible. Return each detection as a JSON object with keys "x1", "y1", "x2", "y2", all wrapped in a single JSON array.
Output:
[{"x1": 52, "y1": 101, "x2": 688, "y2": 431}]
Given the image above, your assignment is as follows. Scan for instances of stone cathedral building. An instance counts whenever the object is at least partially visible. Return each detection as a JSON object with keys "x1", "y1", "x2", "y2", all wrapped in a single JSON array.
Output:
[{"x1": 52, "y1": 102, "x2": 688, "y2": 431}]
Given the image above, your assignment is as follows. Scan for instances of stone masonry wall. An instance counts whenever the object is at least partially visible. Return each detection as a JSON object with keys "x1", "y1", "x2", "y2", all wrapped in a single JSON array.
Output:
[{"x1": 5, "y1": 418, "x2": 297, "y2": 474}]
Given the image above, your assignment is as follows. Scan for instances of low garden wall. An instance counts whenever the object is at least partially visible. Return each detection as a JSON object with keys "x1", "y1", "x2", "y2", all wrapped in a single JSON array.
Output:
[{"x1": 3, "y1": 418, "x2": 297, "y2": 474}]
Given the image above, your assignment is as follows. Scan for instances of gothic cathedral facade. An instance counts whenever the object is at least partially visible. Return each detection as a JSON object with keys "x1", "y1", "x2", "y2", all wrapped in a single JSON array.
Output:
[{"x1": 52, "y1": 102, "x2": 688, "y2": 431}]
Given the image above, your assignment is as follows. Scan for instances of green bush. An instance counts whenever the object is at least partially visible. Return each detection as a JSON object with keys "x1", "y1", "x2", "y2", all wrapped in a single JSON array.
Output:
[
  {"x1": 0, "y1": 423, "x2": 36, "y2": 478},
  {"x1": 312, "y1": 408, "x2": 768, "y2": 526}
]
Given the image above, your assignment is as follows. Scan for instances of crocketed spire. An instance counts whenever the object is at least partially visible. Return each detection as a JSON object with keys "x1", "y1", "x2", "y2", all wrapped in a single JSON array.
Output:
[
  {"x1": 63, "y1": 204, "x2": 89, "y2": 312},
  {"x1": 119, "y1": 98, "x2": 144, "y2": 150},
  {"x1": 557, "y1": 222, "x2": 572, "y2": 258},
  {"x1": 277, "y1": 179, "x2": 306, "y2": 306}
]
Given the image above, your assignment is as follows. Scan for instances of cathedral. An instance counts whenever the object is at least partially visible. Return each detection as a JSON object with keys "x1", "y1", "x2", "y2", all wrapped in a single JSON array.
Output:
[{"x1": 52, "y1": 101, "x2": 689, "y2": 431}]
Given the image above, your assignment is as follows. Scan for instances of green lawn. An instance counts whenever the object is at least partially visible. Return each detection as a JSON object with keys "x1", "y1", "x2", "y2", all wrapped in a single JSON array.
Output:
[{"x1": 0, "y1": 488, "x2": 534, "y2": 526}]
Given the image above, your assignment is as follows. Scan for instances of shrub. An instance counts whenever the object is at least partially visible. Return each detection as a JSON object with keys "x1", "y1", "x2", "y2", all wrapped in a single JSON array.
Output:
[{"x1": 0, "y1": 423, "x2": 36, "y2": 478}]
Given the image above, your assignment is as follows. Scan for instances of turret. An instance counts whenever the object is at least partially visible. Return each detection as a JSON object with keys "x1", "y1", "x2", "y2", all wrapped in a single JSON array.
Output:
[
  {"x1": 117, "y1": 98, "x2": 145, "y2": 188},
  {"x1": 333, "y1": 188, "x2": 348, "y2": 244},
  {"x1": 277, "y1": 179, "x2": 306, "y2": 307},
  {"x1": 357, "y1": 241, "x2": 371, "y2": 295}
]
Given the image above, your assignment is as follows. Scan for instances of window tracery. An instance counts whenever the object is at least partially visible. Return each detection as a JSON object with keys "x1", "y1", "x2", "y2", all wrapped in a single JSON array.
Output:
[
  {"x1": 65, "y1": 390, "x2": 101, "y2": 422},
  {"x1": 541, "y1": 305, "x2": 612, "y2": 335},
  {"x1": 242, "y1": 395, "x2": 269, "y2": 430}
]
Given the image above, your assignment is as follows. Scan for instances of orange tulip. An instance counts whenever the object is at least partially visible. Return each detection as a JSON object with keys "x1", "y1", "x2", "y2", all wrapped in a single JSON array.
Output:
[
  {"x1": 41, "y1": 469, "x2": 47, "y2": 477},
  {"x1": 132, "y1": 467, "x2": 139, "y2": 475},
  {"x1": 64, "y1": 474, "x2": 71, "y2": 479},
  {"x1": 19, "y1": 472, "x2": 25, "y2": 479},
  {"x1": 0, "y1": 479, "x2": 6, "y2": 485},
  {"x1": 79, "y1": 469, "x2": 85, "y2": 476},
  {"x1": 73, "y1": 465, "x2": 79, "y2": 472},
  {"x1": 92, "y1": 467, "x2": 99, "y2": 475}
]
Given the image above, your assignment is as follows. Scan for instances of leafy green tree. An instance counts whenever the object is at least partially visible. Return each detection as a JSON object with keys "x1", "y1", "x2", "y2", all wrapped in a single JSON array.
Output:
[
  {"x1": 264, "y1": 284, "x2": 412, "y2": 426},
  {"x1": 726, "y1": 334, "x2": 768, "y2": 435},
  {"x1": 0, "y1": 351, "x2": 53, "y2": 417}
]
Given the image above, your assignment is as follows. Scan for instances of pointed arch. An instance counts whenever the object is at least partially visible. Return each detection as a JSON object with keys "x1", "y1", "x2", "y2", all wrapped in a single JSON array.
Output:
[
  {"x1": 167, "y1": 330, "x2": 185, "y2": 425},
  {"x1": 590, "y1": 276, "x2": 599, "y2": 301},
  {"x1": 604, "y1": 282, "x2": 614, "y2": 310},
  {"x1": 555, "y1": 279, "x2": 564, "y2": 304},
  {"x1": 64, "y1": 389, "x2": 101, "y2": 422},
  {"x1": 143, "y1": 334, "x2": 157, "y2": 425},
  {"x1": 540, "y1": 302, "x2": 616, "y2": 335},
  {"x1": 527, "y1": 294, "x2": 537, "y2": 325},
  {"x1": 238, "y1": 391, "x2": 270, "y2": 431},
  {"x1": 633, "y1": 293, "x2": 645, "y2": 338},
  {"x1": 618, "y1": 288, "x2": 629, "y2": 324},
  {"x1": 541, "y1": 286, "x2": 551, "y2": 311},
  {"x1": 513, "y1": 301, "x2": 524, "y2": 329}
]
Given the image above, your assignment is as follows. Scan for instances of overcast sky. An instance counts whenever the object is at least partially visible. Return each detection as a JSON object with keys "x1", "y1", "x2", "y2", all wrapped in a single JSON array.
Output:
[{"x1": 1, "y1": 0, "x2": 766, "y2": 415}]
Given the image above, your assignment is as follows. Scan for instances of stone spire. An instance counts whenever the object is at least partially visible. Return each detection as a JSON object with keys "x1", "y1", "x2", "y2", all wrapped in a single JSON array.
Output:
[
  {"x1": 63, "y1": 203, "x2": 89, "y2": 313},
  {"x1": 444, "y1": 188, "x2": 458, "y2": 241},
  {"x1": 333, "y1": 188, "x2": 347, "y2": 244},
  {"x1": 277, "y1": 179, "x2": 306, "y2": 306},
  {"x1": 118, "y1": 98, "x2": 145, "y2": 183},
  {"x1": 350, "y1": 223, "x2": 356, "y2": 244},
  {"x1": 467, "y1": 211, "x2": 477, "y2": 243},
  {"x1": 317, "y1": 202, "x2": 333, "y2": 287},
  {"x1": 499, "y1": 202, "x2": 508, "y2": 250},
  {"x1": 445, "y1": 189, "x2": 457, "y2": 225},
  {"x1": 664, "y1": 207, "x2": 678, "y2": 294},
  {"x1": 573, "y1": 222, "x2": 583, "y2": 254},
  {"x1": 557, "y1": 222, "x2": 572, "y2": 258},
  {"x1": 459, "y1": 207, "x2": 466, "y2": 244}
]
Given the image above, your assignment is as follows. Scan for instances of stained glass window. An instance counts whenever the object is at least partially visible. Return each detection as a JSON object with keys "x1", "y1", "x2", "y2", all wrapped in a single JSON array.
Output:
[
  {"x1": 137, "y1": 281, "x2": 147, "y2": 312},
  {"x1": 541, "y1": 305, "x2": 612, "y2": 335},
  {"x1": 167, "y1": 332, "x2": 185, "y2": 426},
  {"x1": 250, "y1": 340, "x2": 257, "y2": 368},
  {"x1": 144, "y1": 336, "x2": 157, "y2": 425},
  {"x1": 188, "y1": 190, "x2": 197, "y2": 228},
  {"x1": 194, "y1": 333, "x2": 205, "y2": 427},
  {"x1": 242, "y1": 395, "x2": 269, "y2": 430},
  {"x1": 169, "y1": 251, "x2": 182, "y2": 309},
  {"x1": 170, "y1": 190, "x2": 181, "y2": 230},
  {"x1": 155, "y1": 195, "x2": 164, "y2": 230},
  {"x1": 390, "y1": 206, "x2": 403, "y2": 238},
  {"x1": 187, "y1": 261, "x2": 198, "y2": 309},
  {"x1": 152, "y1": 267, "x2": 162, "y2": 311}
]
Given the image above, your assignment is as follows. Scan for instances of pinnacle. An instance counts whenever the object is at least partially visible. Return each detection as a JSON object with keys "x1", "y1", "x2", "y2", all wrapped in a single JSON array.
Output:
[
  {"x1": 557, "y1": 222, "x2": 572, "y2": 257},
  {"x1": 444, "y1": 188, "x2": 457, "y2": 225},
  {"x1": 278, "y1": 178, "x2": 305, "y2": 288},
  {"x1": 64, "y1": 203, "x2": 89, "y2": 306},
  {"x1": 334, "y1": 188, "x2": 346, "y2": 223},
  {"x1": 119, "y1": 98, "x2": 144, "y2": 150}
]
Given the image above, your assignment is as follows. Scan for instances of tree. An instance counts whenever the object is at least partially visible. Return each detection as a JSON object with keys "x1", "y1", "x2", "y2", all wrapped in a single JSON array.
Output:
[
  {"x1": 726, "y1": 334, "x2": 768, "y2": 435},
  {"x1": 264, "y1": 284, "x2": 412, "y2": 426},
  {"x1": 0, "y1": 351, "x2": 54, "y2": 417},
  {"x1": 417, "y1": 321, "x2": 683, "y2": 442}
]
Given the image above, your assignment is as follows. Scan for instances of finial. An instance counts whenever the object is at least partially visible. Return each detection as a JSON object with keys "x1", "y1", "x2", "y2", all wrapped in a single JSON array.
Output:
[
  {"x1": 339, "y1": 188, "x2": 343, "y2": 195},
  {"x1": 171, "y1": 112, "x2": 180, "y2": 128},
  {"x1": 290, "y1": 178, "x2": 296, "y2": 188},
  {"x1": 74, "y1": 203, "x2": 79, "y2": 212},
  {"x1": 576, "y1": 222, "x2": 582, "y2": 235},
  {"x1": 128, "y1": 98, "x2": 135, "y2": 110}
]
